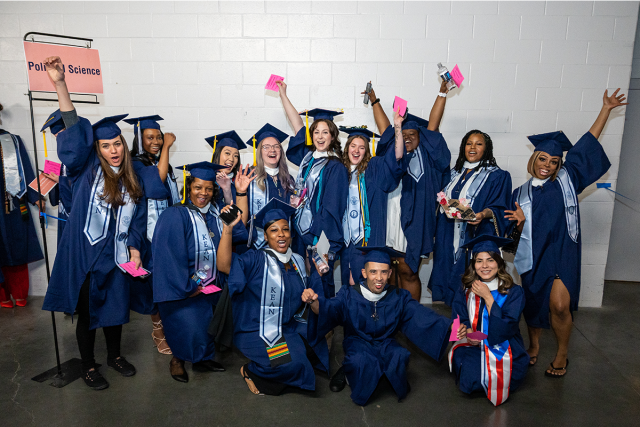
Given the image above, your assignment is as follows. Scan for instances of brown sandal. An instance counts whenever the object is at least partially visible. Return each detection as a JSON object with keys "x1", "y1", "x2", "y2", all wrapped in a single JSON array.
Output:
[
  {"x1": 241, "y1": 365, "x2": 261, "y2": 395},
  {"x1": 528, "y1": 355, "x2": 538, "y2": 366},
  {"x1": 152, "y1": 321, "x2": 172, "y2": 355}
]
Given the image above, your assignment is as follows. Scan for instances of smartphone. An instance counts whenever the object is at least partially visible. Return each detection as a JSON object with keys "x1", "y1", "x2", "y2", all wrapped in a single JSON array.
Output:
[
  {"x1": 137, "y1": 268, "x2": 151, "y2": 279},
  {"x1": 219, "y1": 204, "x2": 243, "y2": 225}
]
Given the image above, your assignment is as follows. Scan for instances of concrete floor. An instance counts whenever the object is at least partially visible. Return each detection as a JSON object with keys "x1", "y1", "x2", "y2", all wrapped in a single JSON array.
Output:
[{"x1": 2, "y1": 281, "x2": 639, "y2": 427}]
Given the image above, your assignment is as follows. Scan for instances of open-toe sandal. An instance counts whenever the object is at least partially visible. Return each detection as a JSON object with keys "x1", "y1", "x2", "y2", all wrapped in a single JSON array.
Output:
[
  {"x1": 241, "y1": 365, "x2": 262, "y2": 395},
  {"x1": 544, "y1": 359, "x2": 569, "y2": 378},
  {"x1": 152, "y1": 321, "x2": 172, "y2": 355}
]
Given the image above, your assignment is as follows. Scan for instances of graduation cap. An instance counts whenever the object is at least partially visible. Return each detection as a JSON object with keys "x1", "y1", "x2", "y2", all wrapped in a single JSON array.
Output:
[
  {"x1": 41, "y1": 110, "x2": 65, "y2": 134},
  {"x1": 528, "y1": 131, "x2": 573, "y2": 158},
  {"x1": 401, "y1": 113, "x2": 429, "y2": 131},
  {"x1": 92, "y1": 114, "x2": 128, "y2": 141},
  {"x1": 299, "y1": 108, "x2": 344, "y2": 146},
  {"x1": 360, "y1": 246, "x2": 404, "y2": 266},
  {"x1": 246, "y1": 123, "x2": 289, "y2": 167},
  {"x1": 177, "y1": 161, "x2": 226, "y2": 182},
  {"x1": 340, "y1": 125, "x2": 380, "y2": 156},
  {"x1": 205, "y1": 130, "x2": 247, "y2": 162},
  {"x1": 254, "y1": 198, "x2": 296, "y2": 229},
  {"x1": 123, "y1": 115, "x2": 164, "y2": 154},
  {"x1": 461, "y1": 234, "x2": 513, "y2": 256}
]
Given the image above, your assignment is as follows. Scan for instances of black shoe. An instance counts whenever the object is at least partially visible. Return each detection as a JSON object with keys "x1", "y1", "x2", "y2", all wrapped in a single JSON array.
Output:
[
  {"x1": 193, "y1": 359, "x2": 226, "y2": 372},
  {"x1": 170, "y1": 358, "x2": 188, "y2": 383},
  {"x1": 329, "y1": 366, "x2": 346, "y2": 392},
  {"x1": 107, "y1": 357, "x2": 136, "y2": 377},
  {"x1": 82, "y1": 368, "x2": 109, "y2": 391}
]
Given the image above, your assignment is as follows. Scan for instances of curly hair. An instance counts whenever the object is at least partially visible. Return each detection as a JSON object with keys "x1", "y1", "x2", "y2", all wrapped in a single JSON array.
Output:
[
  {"x1": 461, "y1": 251, "x2": 514, "y2": 295},
  {"x1": 309, "y1": 119, "x2": 343, "y2": 158},
  {"x1": 453, "y1": 130, "x2": 498, "y2": 173},
  {"x1": 341, "y1": 135, "x2": 372, "y2": 177}
]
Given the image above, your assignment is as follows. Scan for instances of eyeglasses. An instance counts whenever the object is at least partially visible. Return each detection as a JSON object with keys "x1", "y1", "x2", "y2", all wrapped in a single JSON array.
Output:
[{"x1": 261, "y1": 144, "x2": 281, "y2": 152}]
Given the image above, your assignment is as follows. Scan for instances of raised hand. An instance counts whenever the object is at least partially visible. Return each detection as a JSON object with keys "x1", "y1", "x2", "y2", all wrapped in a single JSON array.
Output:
[
  {"x1": 439, "y1": 79, "x2": 449, "y2": 94},
  {"x1": 393, "y1": 108, "x2": 404, "y2": 127},
  {"x1": 276, "y1": 80, "x2": 287, "y2": 98},
  {"x1": 362, "y1": 83, "x2": 377, "y2": 103},
  {"x1": 43, "y1": 56, "x2": 65, "y2": 84},
  {"x1": 504, "y1": 202, "x2": 525, "y2": 226},
  {"x1": 216, "y1": 172, "x2": 232, "y2": 192},
  {"x1": 603, "y1": 88, "x2": 628, "y2": 111},
  {"x1": 234, "y1": 164, "x2": 256, "y2": 193},
  {"x1": 221, "y1": 204, "x2": 242, "y2": 228},
  {"x1": 163, "y1": 132, "x2": 176, "y2": 149},
  {"x1": 471, "y1": 280, "x2": 492, "y2": 301}
]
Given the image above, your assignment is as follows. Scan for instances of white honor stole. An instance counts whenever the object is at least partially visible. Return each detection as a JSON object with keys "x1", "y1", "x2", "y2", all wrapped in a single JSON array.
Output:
[
  {"x1": 83, "y1": 167, "x2": 137, "y2": 272},
  {"x1": 187, "y1": 208, "x2": 216, "y2": 286},
  {"x1": 295, "y1": 151, "x2": 329, "y2": 235},
  {"x1": 145, "y1": 165, "x2": 182, "y2": 241},
  {"x1": 249, "y1": 180, "x2": 269, "y2": 249},
  {"x1": 0, "y1": 133, "x2": 27, "y2": 210},
  {"x1": 259, "y1": 249, "x2": 306, "y2": 347},
  {"x1": 343, "y1": 169, "x2": 364, "y2": 245}
]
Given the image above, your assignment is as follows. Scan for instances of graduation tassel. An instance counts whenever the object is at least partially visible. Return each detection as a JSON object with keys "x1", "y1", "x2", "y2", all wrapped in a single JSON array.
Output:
[
  {"x1": 372, "y1": 133, "x2": 376, "y2": 157},
  {"x1": 137, "y1": 121, "x2": 142, "y2": 154},
  {"x1": 252, "y1": 135, "x2": 257, "y2": 167},
  {"x1": 211, "y1": 135, "x2": 217, "y2": 163},
  {"x1": 305, "y1": 111, "x2": 312, "y2": 146},
  {"x1": 181, "y1": 165, "x2": 187, "y2": 204},
  {"x1": 42, "y1": 131, "x2": 48, "y2": 158}
]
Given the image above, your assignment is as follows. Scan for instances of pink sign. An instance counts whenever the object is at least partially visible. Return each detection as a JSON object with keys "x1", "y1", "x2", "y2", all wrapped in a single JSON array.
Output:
[
  {"x1": 393, "y1": 96, "x2": 407, "y2": 116},
  {"x1": 265, "y1": 74, "x2": 284, "y2": 92},
  {"x1": 44, "y1": 160, "x2": 61, "y2": 176},
  {"x1": 201, "y1": 284, "x2": 222, "y2": 294},
  {"x1": 23, "y1": 41, "x2": 103, "y2": 94},
  {"x1": 450, "y1": 65, "x2": 465, "y2": 87},
  {"x1": 449, "y1": 315, "x2": 461, "y2": 342},
  {"x1": 120, "y1": 261, "x2": 149, "y2": 277}
]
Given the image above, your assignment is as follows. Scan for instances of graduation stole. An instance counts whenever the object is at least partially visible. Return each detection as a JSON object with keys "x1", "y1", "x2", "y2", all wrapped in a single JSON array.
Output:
[
  {"x1": 248, "y1": 180, "x2": 269, "y2": 249},
  {"x1": 343, "y1": 170, "x2": 371, "y2": 246},
  {"x1": 186, "y1": 207, "x2": 216, "y2": 286},
  {"x1": 207, "y1": 202, "x2": 224, "y2": 236},
  {"x1": 294, "y1": 152, "x2": 329, "y2": 235},
  {"x1": 166, "y1": 168, "x2": 181, "y2": 205},
  {"x1": 513, "y1": 167, "x2": 578, "y2": 275},
  {"x1": 443, "y1": 166, "x2": 498, "y2": 263},
  {"x1": 0, "y1": 133, "x2": 27, "y2": 212},
  {"x1": 448, "y1": 287, "x2": 512, "y2": 407},
  {"x1": 58, "y1": 165, "x2": 69, "y2": 218},
  {"x1": 259, "y1": 251, "x2": 306, "y2": 346},
  {"x1": 407, "y1": 147, "x2": 424, "y2": 182}
]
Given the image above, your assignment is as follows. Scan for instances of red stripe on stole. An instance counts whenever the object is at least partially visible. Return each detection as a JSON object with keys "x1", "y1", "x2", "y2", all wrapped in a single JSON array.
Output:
[
  {"x1": 485, "y1": 345, "x2": 492, "y2": 402},
  {"x1": 496, "y1": 352, "x2": 504, "y2": 405},
  {"x1": 472, "y1": 294, "x2": 481, "y2": 332}
]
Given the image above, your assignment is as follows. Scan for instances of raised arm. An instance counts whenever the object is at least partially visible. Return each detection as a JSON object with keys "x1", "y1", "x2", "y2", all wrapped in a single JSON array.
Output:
[
  {"x1": 216, "y1": 207, "x2": 242, "y2": 275},
  {"x1": 589, "y1": 89, "x2": 628, "y2": 139},
  {"x1": 427, "y1": 81, "x2": 449, "y2": 132},
  {"x1": 276, "y1": 81, "x2": 304, "y2": 134},
  {"x1": 157, "y1": 132, "x2": 175, "y2": 183},
  {"x1": 43, "y1": 56, "x2": 73, "y2": 112},
  {"x1": 233, "y1": 165, "x2": 256, "y2": 226},
  {"x1": 362, "y1": 84, "x2": 391, "y2": 134},
  {"x1": 393, "y1": 109, "x2": 404, "y2": 161}
]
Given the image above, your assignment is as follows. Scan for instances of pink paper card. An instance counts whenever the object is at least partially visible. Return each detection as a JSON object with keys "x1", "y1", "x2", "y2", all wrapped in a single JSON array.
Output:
[
  {"x1": 44, "y1": 160, "x2": 62, "y2": 176},
  {"x1": 201, "y1": 284, "x2": 222, "y2": 294},
  {"x1": 120, "y1": 261, "x2": 148, "y2": 277},
  {"x1": 467, "y1": 331, "x2": 488, "y2": 340},
  {"x1": 393, "y1": 96, "x2": 407, "y2": 116},
  {"x1": 449, "y1": 315, "x2": 461, "y2": 342},
  {"x1": 265, "y1": 74, "x2": 284, "y2": 92},
  {"x1": 450, "y1": 65, "x2": 465, "y2": 87}
]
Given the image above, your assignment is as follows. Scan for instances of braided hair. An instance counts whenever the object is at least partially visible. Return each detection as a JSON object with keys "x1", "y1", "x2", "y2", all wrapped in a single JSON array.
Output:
[{"x1": 453, "y1": 130, "x2": 498, "y2": 172}]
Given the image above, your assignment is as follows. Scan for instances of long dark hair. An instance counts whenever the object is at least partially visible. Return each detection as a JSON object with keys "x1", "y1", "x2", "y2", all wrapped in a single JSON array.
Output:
[
  {"x1": 453, "y1": 130, "x2": 498, "y2": 172},
  {"x1": 309, "y1": 119, "x2": 343, "y2": 158},
  {"x1": 180, "y1": 175, "x2": 220, "y2": 206},
  {"x1": 341, "y1": 135, "x2": 372, "y2": 177},
  {"x1": 461, "y1": 251, "x2": 514, "y2": 295},
  {"x1": 95, "y1": 135, "x2": 143, "y2": 206},
  {"x1": 212, "y1": 145, "x2": 241, "y2": 177}
]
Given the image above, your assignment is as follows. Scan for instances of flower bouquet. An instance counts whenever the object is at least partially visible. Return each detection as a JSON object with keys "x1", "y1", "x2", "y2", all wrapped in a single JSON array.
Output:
[{"x1": 437, "y1": 192, "x2": 477, "y2": 221}]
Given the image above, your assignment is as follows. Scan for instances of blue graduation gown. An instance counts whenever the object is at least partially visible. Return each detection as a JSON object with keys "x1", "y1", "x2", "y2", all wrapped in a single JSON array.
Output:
[
  {"x1": 287, "y1": 127, "x2": 348, "y2": 297},
  {"x1": 0, "y1": 130, "x2": 43, "y2": 267},
  {"x1": 449, "y1": 285, "x2": 529, "y2": 398},
  {"x1": 428, "y1": 168, "x2": 512, "y2": 306},
  {"x1": 228, "y1": 249, "x2": 329, "y2": 391},
  {"x1": 42, "y1": 118, "x2": 146, "y2": 330},
  {"x1": 341, "y1": 126, "x2": 404, "y2": 286},
  {"x1": 152, "y1": 204, "x2": 247, "y2": 363},
  {"x1": 510, "y1": 132, "x2": 610, "y2": 328},
  {"x1": 379, "y1": 127, "x2": 451, "y2": 273},
  {"x1": 308, "y1": 284, "x2": 450, "y2": 406},
  {"x1": 48, "y1": 169, "x2": 72, "y2": 245},
  {"x1": 128, "y1": 158, "x2": 178, "y2": 315}
]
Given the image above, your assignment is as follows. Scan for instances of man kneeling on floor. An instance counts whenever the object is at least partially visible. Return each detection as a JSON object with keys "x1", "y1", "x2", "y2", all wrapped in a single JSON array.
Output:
[{"x1": 303, "y1": 246, "x2": 452, "y2": 406}]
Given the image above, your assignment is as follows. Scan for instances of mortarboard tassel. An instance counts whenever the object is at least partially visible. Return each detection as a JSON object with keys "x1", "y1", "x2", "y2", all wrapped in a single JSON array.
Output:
[
  {"x1": 372, "y1": 133, "x2": 376, "y2": 157},
  {"x1": 305, "y1": 111, "x2": 312, "y2": 146},
  {"x1": 252, "y1": 135, "x2": 257, "y2": 167},
  {"x1": 181, "y1": 165, "x2": 187, "y2": 204},
  {"x1": 211, "y1": 135, "x2": 217, "y2": 163},
  {"x1": 42, "y1": 131, "x2": 48, "y2": 158}
]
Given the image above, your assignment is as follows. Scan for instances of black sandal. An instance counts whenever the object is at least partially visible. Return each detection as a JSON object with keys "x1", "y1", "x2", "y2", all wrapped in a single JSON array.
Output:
[
  {"x1": 241, "y1": 364, "x2": 262, "y2": 395},
  {"x1": 544, "y1": 359, "x2": 569, "y2": 378}
]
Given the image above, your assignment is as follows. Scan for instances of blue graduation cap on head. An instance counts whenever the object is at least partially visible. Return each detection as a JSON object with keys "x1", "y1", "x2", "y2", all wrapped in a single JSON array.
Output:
[
  {"x1": 401, "y1": 113, "x2": 429, "y2": 131},
  {"x1": 360, "y1": 246, "x2": 404, "y2": 266},
  {"x1": 41, "y1": 109, "x2": 65, "y2": 135},
  {"x1": 340, "y1": 125, "x2": 380, "y2": 156},
  {"x1": 254, "y1": 198, "x2": 296, "y2": 229},
  {"x1": 177, "y1": 161, "x2": 226, "y2": 182},
  {"x1": 205, "y1": 130, "x2": 247, "y2": 162},
  {"x1": 92, "y1": 114, "x2": 128, "y2": 141},
  {"x1": 528, "y1": 131, "x2": 573, "y2": 158},
  {"x1": 461, "y1": 234, "x2": 513, "y2": 256},
  {"x1": 123, "y1": 115, "x2": 164, "y2": 154},
  {"x1": 246, "y1": 123, "x2": 289, "y2": 167},
  {"x1": 299, "y1": 108, "x2": 344, "y2": 146}
]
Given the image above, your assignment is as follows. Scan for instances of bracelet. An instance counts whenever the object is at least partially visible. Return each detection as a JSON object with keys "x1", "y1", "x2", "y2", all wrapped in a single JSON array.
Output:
[
  {"x1": 437, "y1": 92, "x2": 447, "y2": 98},
  {"x1": 236, "y1": 192, "x2": 247, "y2": 197},
  {"x1": 371, "y1": 98, "x2": 380, "y2": 106}
]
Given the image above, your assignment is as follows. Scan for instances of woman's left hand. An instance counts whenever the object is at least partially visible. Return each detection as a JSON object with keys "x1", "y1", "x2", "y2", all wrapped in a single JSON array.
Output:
[
  {"x1": 221, "y1": 204, "x2": 242, "y2": 229},
  {"x1": 471, "y1": 280, "x2": 492, "y2": 300},
  {"x1": 603, "y1": 88, "x2": 628, "y2": 111},
  {"x1": 216, "y1": 172, "x2": 232, "y2": 192},
  {"x1": 234, "y1": 164, "x2": 256, "y2": 192},
  {"x1": 468, "y1": 208, "x2": 491, "y2": 226},
  {"x1": 129, "y1": 247, "x2": 142, "y2": 270}
]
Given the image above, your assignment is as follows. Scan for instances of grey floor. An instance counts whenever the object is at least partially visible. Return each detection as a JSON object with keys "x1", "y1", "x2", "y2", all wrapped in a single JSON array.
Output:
[{"x1": 2, "y1": 281, "x2": 639, "y2": 427}]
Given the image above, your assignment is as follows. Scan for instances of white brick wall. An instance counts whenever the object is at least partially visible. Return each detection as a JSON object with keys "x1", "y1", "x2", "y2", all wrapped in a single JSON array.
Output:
[{"x1": 0, "y1": 1, "x2": 636, "y2": 307}]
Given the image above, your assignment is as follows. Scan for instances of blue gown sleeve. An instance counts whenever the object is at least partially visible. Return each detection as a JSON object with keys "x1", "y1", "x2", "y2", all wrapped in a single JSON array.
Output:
[
  {"x1": 451, "y1": 285, "x2": 472, "y2": 330},
  {"x1": 59, "y1": 176, "x2": 73, "y2": 210},
  {"x1": 285, "y1": 127, "x2": 308, "y2": 167},
  {"x1": 152, "y1": 207, "x2": 199, "y2": 302},
  {"x1": 231, "y1": 219, "x2": 249, "y2": 244},
  {"x1": 133, "y1": 160, "x2": 169, "y2": 200},
  {"x1": 309, "y1": 160, "x2": 348, "y2": 252},
  {"x1": 366, "y1": 126, "x2": 405, "y2": 193},
  {"x1": 56, "y1": 117, "x2": 95, "y2": 178},
  {"x1": 563, "y1": 131, "x2": 612, "y2": 194},
  {"x1": 487, "y1": 285, "x2": 526, "y2": 347},
  {"x1": 421, "y1": 128, "x2": 452, "y2": 176},
  {"x1": 48, "y1": 184, "x2": 60, "y2": 206},
  {"x1": 227, "y1": 250, "x2": 263, "y2": 296},
  {"x1": 306, "y1": 286, "x2": 347, "y2": 347},
  {"x1": 126, "y1": 190, "x2": 147, "y2": 253},
  {"x1": 480, "y1": 170, "x2": 513, "y2": 236},
  {"x1": 399, "y1": 291, "x2": 451, "y2": 361}
]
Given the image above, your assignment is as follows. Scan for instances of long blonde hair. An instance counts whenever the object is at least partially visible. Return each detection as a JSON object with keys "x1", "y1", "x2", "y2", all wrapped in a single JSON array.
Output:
[{"x1": 254, "y1": 138, "x2": 294, "y2": 193}]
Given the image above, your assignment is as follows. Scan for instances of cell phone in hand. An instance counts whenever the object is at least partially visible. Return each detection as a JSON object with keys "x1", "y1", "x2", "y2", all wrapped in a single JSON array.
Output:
[{"x1": 219, "y1": 204, "x2": 243, "y2": 226}]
